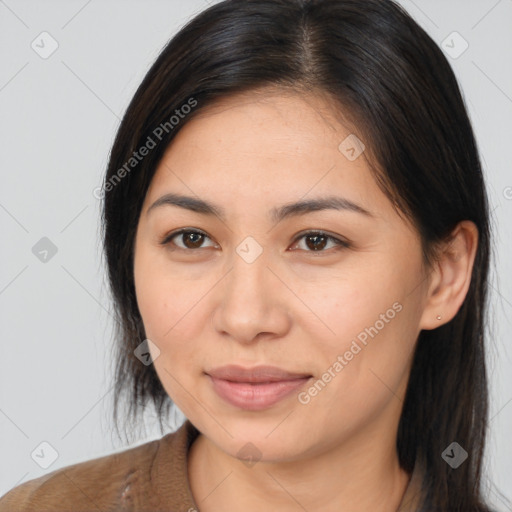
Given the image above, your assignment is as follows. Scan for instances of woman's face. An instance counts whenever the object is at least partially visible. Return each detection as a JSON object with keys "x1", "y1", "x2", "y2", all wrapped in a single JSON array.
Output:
[{"x1": 133, "y1": 89, "x2": 431, "y2": 462}]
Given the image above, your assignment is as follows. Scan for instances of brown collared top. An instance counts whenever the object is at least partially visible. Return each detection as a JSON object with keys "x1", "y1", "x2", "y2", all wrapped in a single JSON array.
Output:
[{"x1": 0, "y1": 419, "x2": 423, "y2": 511}]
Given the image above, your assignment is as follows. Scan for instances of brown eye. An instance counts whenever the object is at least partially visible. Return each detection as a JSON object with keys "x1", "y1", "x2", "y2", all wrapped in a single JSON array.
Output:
[
  {"x1": 161, "y1": 229, "x2": 349, "y2": 254},
  {"x1": 304, "y1": 233, "x2": 328, "y2": 251},
  {"x1": 291, "y1": 231, "x2": 350, "y2": 253},
  {"x1": 181, "y1": 231, "x2": 205, "y2": 249},
  {"x1": 161, "y1": 229, "x2": 216, "y2": 250}
]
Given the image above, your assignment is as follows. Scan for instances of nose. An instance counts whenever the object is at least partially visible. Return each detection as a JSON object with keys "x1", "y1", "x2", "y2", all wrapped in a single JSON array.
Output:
[{"x1": 211, "y1": 250, "x2": 292, "y2": 345}]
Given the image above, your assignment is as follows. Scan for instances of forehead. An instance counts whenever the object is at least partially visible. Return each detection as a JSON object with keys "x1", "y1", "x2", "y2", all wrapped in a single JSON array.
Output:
[
  {"x1": 174, "y1": 87, "x2": 355, "y2": 154},
  {"x1": 143, "y1": 89, "x2": 396, "y2": 226}
]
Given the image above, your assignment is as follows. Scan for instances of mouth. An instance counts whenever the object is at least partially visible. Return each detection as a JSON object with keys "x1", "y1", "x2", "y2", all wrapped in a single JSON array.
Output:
[
  {"x1": 205, "y1": 365, "x2": 313, "y2": 411},
  {"x1": 206, "y1": 364, "x2": 312, "y2": 382}
]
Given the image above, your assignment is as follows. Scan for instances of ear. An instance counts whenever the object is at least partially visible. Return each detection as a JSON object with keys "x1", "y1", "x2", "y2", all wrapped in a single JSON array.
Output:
[{"x1": 419, "y1": 221, "x2": 479, "y2": 330}]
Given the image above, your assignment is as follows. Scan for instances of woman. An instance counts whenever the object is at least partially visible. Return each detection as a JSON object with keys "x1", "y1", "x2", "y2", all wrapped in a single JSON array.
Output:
[{"x1": 0, "y1": 0, "x2": 496, "y2": 510}]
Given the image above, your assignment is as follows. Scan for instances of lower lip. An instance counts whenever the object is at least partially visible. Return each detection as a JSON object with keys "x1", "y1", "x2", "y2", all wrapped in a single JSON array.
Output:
[{"x1": 207, "y1": 375, "x2": 312, "y2": 411}]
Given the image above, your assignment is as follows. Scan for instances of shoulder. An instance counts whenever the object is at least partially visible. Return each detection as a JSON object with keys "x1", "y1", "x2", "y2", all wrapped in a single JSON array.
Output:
[{"x1": 0, "y1": 434, "x2": 167, "y2": 512}]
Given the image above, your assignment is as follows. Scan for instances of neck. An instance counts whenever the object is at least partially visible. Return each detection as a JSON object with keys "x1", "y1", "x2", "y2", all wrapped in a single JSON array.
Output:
[{"x1": 187, "y1": 420, "x2": 411, "y2": 512}]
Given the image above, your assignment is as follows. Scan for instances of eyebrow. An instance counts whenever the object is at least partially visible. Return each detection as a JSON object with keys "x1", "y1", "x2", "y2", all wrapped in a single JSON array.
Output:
[{"x1": 146, "y1": 193, "x2": 374, "y2": 223}]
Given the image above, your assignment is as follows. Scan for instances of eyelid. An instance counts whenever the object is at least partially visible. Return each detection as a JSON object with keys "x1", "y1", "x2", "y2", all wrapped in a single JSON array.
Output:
[
  {"x1": 160, "y1": 228, "x2": 351, "y2": 252},
  {"x1": 160, "y1": 228, "x2": 216, "y2": 248},
  {"x1": 290, "y1": 229, "x2": 351, "y2": 249}
]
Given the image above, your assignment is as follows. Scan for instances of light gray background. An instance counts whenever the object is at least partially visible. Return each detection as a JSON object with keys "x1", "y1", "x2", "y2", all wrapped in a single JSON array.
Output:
[{"x1": 1, "y1": 0, "x2": 511, "y2": 509}]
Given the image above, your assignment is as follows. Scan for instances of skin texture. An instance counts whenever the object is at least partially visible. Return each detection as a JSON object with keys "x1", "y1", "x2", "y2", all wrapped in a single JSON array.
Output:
[{"x1": 133, "y1": 88, "x2": 478, "y2": 512}]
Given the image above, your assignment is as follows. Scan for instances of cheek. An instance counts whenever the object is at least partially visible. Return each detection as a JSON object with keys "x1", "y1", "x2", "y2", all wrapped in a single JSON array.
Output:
[
  {"x1": 303, "y1": 263, "x2": 420, "y2": 398},
  {"x1": 134, "y1": 247, "x2": 209, "y2": 409},
  {"x1": 300, "y1": 269, "x2": 399, "y2": 349},
  {"x1": 133, "y1": 252, "x2": 168, "y2": 338},
  {"x1": 134, "y1": 245, "x2": 202, "y2": 339},
  {"x1": 133, "y1": 246, "x2": 221, "y2": 400}
]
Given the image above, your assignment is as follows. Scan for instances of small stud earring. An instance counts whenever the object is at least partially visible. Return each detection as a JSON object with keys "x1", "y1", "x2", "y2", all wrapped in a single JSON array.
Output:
[{"x1": 436, "y1": 315, "x2": 442, "y2": 320}]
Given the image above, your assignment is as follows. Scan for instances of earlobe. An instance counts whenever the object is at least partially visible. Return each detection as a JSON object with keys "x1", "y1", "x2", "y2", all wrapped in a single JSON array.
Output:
[{"x1": 419, "y1": 221, "x2": 478, "y2": 330}]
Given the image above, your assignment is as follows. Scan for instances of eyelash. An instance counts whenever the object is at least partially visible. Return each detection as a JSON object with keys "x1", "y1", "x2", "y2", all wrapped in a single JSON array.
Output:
[{"x1": 159, "y1": 228, "x2": 351, "y2": 254}]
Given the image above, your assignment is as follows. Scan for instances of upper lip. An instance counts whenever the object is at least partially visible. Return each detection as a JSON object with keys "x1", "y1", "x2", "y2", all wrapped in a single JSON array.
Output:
[{"x1": 206, "y1": 365, "x2": 312, "y2": 383}]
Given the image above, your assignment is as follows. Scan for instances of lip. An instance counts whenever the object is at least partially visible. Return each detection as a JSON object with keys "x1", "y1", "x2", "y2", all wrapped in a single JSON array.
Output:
[
  {"x1": 207, "y1": 364, "x2": 311, "y2": 383},
  {"x1": 206, "y1": 365, "x2": 312, "y2": 411}
]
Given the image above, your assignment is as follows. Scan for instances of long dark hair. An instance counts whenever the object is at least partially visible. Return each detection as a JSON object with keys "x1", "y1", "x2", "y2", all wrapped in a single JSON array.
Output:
[{"x1": 101, "y1": 0, "x2": 493, "y2": 509}]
